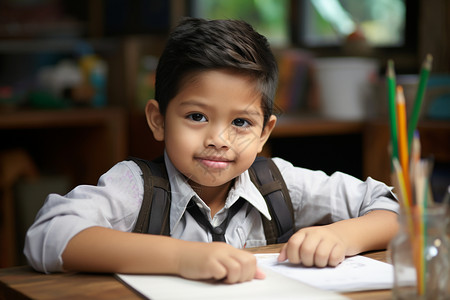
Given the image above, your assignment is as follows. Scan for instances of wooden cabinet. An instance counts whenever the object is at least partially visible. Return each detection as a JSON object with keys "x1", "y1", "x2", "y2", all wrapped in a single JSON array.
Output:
[
  {"x1": 265, "y1": 115, "x2": 365, "y2": 179},
  {"x1": 0, "y1": 108, "x2": 127, "y2": 267},
  {"x1": 0, "y1": 2, "x2": 168, "y2": 267},
  {"x1": 363, "y1": 120, "x2": 450, "y2": 198},
  {"x1": 265, "y1": 115, "x2": 450, "y2": 203},
  {"x1": 0, "y1": 108, "x2": 127, "y2": 184}
]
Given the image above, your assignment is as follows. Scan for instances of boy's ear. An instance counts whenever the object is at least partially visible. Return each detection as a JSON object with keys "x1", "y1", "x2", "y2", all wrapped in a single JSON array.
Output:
[
  {"x1": 145, "y1": 99, "x2": 165, "y2": 141},
  {"x1": 257, "y1": 115, "x2": 277, "y2": 153}
]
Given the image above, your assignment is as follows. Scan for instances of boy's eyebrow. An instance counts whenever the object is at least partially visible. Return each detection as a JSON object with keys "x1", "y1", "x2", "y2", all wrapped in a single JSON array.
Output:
[
  {"x1": 180, "y1": 100, "x2": 263, "y2": 117},
  {"x1": 235, "y1": 108, "x2": 262, "y2": 117},
  {"x1": 179, "y1": 100, "x2": 209, "y2": 108}
]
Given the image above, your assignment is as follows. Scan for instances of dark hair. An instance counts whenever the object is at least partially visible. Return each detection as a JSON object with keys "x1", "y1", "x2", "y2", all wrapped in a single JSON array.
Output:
[{"x1": 154, "y1": 17, "x2": 278, "y2": 126}]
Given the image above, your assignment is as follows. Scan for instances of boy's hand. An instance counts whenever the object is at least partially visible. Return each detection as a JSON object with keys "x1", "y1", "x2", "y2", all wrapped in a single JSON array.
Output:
[
  {"x1": 277, "y1": 226, "x2": 346, "y2": 267},
  {"x1": 177, "y1": 241, "x2": 265, "y2": 283}
]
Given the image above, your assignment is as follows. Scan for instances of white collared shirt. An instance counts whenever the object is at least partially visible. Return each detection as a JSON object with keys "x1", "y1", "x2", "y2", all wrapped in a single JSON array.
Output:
[
  {"x1": 24, "y1": 155, "x2": 399, "y2": 273},
  {"x1": 164, "y1": 153, "x2": 271, "y2": 248}
]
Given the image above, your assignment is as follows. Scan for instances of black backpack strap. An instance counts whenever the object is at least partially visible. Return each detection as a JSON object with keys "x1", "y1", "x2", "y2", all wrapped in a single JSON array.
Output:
[
  {"x1": 128, "y1": 156, "x2": 171, "y2": 236},
  {"x1": 248, "y1": 157, "x2": 294, "y2": 244}
]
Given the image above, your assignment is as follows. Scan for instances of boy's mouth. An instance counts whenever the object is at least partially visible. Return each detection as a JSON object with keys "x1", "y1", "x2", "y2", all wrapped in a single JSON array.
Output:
[{"x1": 195, "y1": 157, "x2": 233, "y2": 169}]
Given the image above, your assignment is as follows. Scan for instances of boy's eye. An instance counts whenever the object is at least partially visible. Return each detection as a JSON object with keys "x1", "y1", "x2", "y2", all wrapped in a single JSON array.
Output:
[
  {"x1": 187, "y1": 113, "x2": 207, "y2": 122},
  {"x1": 232, "y1": 118, "x2": 251, "y2": 127}
]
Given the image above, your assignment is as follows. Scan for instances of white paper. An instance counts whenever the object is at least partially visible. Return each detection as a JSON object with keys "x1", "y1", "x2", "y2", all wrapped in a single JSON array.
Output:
[
  {"x1": 116, "y1": 268, "x2": 348, "y2": 300},
  {"x1": 255, "y1": 253, "x2": 394, "y2": 292}
]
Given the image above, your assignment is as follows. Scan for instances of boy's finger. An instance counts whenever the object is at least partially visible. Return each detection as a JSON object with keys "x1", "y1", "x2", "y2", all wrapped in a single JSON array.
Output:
[
  {"x1": 226, "y1": 251, "x2": 258, "y2": 283},
  {"x1": 222, "y1": 258, "x2": 242, "y2": 284},
  {"x1": 285, "y1": 232, "x2": 306, "y2": 264},
  {"x1": 254, "y1": 267, "x2": 266, "y2": 279},
  {"x1": 312, "y1": 240, "x2": 334, "y2": 267},
  {"x1": 277, "y1": 244, "x2": 288, "y2": 262},
  {"x1": 210, "y1": 263, "x2": 228, "y2": 281},
  {"x1": 328, "y1": 246, "x2": 345, "y2": 267},
  {"x1": 298, "y1": 236, "x2": 321, "y2": 267}
]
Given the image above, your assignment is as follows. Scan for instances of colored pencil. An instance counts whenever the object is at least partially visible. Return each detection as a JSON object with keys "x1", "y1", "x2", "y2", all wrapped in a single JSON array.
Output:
[
  {"x1": 410, "y1": 132, "x2": 421, "y2": 174},
  {"x1": 392, "y1": 158, "x2": 411, "y2": 214},
  {"x1": 409, "y1": 131, "x2": 421, "y2": 204},
  {"x1": 415, "y1": 159, "x2": 430, "y2": 296},
  {"x1": 387, "y1": 60, "x2": 398, "y2": 163},
  {"x1": 396, "y1": 85, "x2": 412, "y2": 205},
  {"x1": 387, "y1": 58, "x2": 438, "y2": 297},
  {"x1": 407, "y1": 54, "x2": 433, "y2": 152}
]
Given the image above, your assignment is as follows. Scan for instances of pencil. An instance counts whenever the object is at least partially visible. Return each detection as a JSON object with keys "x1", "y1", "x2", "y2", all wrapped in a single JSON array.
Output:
[
  {"x1": 387, "y1": 60, "x2": 399, "y2": 163},
  {"x1": 392, "y1": 158, "x2": 413, "y2": 235},
  {"x1": 410, "y1": 132, "x2": 421, "y2": 172},
  {"x1": 408, "y1": 54, "x2": 433, "y2": 152},
  {"x1": 392, "y1": 158, "x2": 410, "y2": 212},
  {"x1": 415, "y1": 160, "x2": 428, "y2": 296},
  {"x1": 409, "y1": 131, "x2": 421, "y2": 204},
  {"x1": 396, "y1": 85, "x2": 412, "y2": 206}
]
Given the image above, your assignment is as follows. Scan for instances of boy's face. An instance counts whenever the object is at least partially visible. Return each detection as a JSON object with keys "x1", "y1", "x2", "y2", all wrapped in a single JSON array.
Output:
[{"x1": 148, "y1": 69, "x2": 276, "y2": 188}]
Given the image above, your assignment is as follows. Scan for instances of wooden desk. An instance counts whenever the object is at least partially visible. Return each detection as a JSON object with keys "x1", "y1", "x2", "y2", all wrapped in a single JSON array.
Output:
[{"x1": 0, "y1": 245, "x2": 392, "y2": 300}]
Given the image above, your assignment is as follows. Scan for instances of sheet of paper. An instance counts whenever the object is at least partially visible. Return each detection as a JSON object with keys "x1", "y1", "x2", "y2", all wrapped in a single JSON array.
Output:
[
  {"x1": 255, "y1": 253, "x2": 394, "y2": 292},
  {"x1": 116, "y1": 268, "x2": 348, "y2": 300}
]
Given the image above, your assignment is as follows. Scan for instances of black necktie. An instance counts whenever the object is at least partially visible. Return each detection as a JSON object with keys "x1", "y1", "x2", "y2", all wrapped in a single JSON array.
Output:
[{"x1": 186, "y1": 197, "x2": 246, "y2": 242}]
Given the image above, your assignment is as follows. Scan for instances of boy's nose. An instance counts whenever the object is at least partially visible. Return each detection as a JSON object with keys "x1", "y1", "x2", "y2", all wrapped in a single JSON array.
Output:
[{"x1": 205, "y1": 125, "x2": 231, "y2": 149}]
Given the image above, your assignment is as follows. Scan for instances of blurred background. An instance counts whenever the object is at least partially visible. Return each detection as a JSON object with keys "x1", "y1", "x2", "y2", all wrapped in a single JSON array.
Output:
[{"x1": 0, "y1": 0, "x2": 449, "y2": 267}]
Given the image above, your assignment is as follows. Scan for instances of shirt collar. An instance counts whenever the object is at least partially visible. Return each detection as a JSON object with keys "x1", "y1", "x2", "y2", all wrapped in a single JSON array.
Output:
[{"x1": 163, "y1": 152, "x2": 272, "y2": 234}]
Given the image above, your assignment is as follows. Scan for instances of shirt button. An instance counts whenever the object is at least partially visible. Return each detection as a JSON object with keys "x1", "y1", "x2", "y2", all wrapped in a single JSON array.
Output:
[{"x1": 213, "y1": 227, "x2": 224, "y2": 235}]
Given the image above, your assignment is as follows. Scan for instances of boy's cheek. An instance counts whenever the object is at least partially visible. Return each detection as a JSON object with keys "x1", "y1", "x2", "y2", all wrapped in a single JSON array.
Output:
[
  {"x1": 228, "y1": 134, "x2": 261, "y2": 155},
  {"x1": 166, "y1": 129, "x2": 201, "y2": 152}
]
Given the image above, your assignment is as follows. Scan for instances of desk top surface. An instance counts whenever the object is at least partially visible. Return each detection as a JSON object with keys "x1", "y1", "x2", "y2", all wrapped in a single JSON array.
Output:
[{"x1": 0, "y1": 244, "x2": 392, "y2": 300}]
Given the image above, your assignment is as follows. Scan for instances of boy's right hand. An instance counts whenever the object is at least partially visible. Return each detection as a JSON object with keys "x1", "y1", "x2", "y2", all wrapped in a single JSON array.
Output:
[{"x1": 176, "y1": 241, "x2": 265, "y2": 284}]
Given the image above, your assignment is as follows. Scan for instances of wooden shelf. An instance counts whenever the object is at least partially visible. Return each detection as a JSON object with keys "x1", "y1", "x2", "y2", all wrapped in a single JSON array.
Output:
[
  {"x1": 264, "y1": 115, "x2": 366, "y2": 180},
  {"x1": 0, "y1": 107, "x2": 128, "y2": 267},
  {"x1": 363, "y1": 119, "x2": 450, "y2": 184},
  {"x1": 0, "y1": 38, "x2": 118, "y2": 54},
  {"x1": 1, "y1": 107, "x2": 122, "y2": 128},
  {"x1": 272, "y1": 114, "x2": 365, "y2": 137},
  {"x1": 266, "y1": 115, "x2": 450, "y2": 189},
  {"x1": 0, "y1": 107, "x2": 128, "y2": 184}
]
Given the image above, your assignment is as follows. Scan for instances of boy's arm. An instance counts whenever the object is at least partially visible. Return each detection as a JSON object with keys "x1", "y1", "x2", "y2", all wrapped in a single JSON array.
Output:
[
  {"x1": 62, "y1": 226, "x2": 265, "y2": 283},
  {"x1": 278, "y1": 210, "x2": 398, "y2": 267}
]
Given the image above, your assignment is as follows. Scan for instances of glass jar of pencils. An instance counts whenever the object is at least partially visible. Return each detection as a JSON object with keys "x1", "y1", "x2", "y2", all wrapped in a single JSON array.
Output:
[{"x1": 389, "y1": 204, "x2": 449, "y2": 300}]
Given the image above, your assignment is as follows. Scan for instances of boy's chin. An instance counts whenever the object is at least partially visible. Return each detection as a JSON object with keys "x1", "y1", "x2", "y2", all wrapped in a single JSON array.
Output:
[{"x1": 187, "y1": 175, "x2": 236, "y2": 189}]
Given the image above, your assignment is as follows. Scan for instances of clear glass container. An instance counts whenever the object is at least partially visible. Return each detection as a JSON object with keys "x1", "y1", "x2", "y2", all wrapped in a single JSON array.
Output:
[{"x1": 390, "y1": 205, "x2": 449, "y2": 300}]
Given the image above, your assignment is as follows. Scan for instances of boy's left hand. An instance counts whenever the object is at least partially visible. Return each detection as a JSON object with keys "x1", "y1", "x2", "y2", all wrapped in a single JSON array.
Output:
[{"x1": 277, "y1": 226, "x2": 346, "y2": 267}]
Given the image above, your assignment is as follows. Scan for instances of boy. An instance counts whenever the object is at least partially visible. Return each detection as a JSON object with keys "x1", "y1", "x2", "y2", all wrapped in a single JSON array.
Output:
[{"x1": 24, "y1": 18, "x2": 399, "y2": 284}]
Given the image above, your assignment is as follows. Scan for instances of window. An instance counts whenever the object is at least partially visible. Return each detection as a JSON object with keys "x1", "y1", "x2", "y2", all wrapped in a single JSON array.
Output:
[
  {"x1": 190, "y1": 0, "x2": 417, "y2": 52},
  {"x1": 298, "y1": 0, "x2": 406, "y2": 47},
  {"x1": 189, "y1": 0, "x2": 289, "y2": 46},
  {"x1": 293, "y1": 0, "x2": 418, "y2": 53}
]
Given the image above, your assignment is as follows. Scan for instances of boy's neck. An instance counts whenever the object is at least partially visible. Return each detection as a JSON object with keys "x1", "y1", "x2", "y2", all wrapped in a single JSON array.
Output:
[{"x1": 189, "y1": 179, "x2": 234, "y2": 217}]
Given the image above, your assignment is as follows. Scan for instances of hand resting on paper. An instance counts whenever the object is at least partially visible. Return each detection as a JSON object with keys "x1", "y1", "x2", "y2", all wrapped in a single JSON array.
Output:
[
  {"x1": 177, "y1": 241, "x2": 266, "y2": 284},
  {"x1": 62, "y1": 227, "x2": 265, "y2": 284},
  {"x1": 277, "y1": 210, "x2": 399, "y2": 268},
  {"x1": 278, "y1": 226, "x2": 346, "y2": 267}
]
